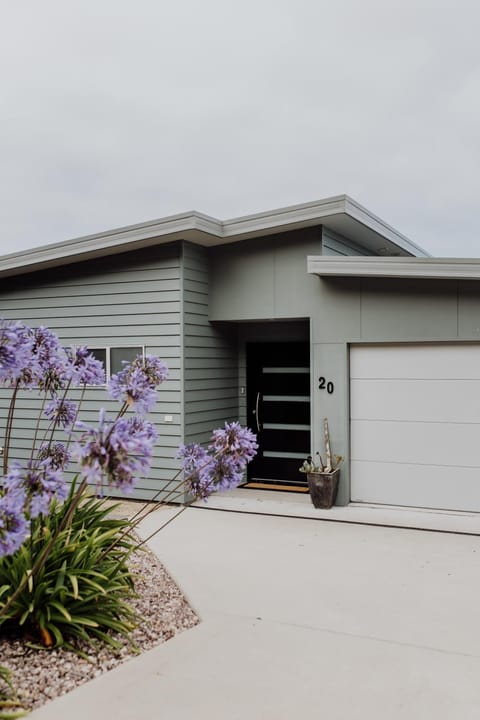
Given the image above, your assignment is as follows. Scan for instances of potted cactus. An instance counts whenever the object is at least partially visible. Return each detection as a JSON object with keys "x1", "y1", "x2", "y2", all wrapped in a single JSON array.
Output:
[{"x1": 299, "y1": 418, "x2": 342, "y2": 509}]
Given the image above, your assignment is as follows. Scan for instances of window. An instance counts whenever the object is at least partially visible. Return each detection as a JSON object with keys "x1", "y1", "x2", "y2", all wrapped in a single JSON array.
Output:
[
  {"x1": 88, "y1": 346, "x2": 144, "y2": 381},
  {"x1": 110, "y1": 347, "x2": 143, "y2": 375}
]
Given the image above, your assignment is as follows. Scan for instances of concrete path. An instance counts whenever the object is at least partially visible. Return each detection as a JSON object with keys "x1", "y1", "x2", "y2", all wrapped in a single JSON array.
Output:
[
  {"x1": 194, "y1": 487, "x2": 480, "y2": 534},
  {"x1": 30, "y1": 506, "x2": 480, "y2": 719}
]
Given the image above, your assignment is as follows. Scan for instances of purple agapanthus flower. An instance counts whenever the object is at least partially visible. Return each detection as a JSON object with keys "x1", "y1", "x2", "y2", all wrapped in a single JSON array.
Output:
[
  {"x1": 177, "y1": 442, "x2": 208, "y2": 471},
  {"x1": 4, "y1": 460, "x2": 68, "y2": 519},
  {"x1": 108, "y1": 355, "x2": 168, "y2": 414},
  {"x1": 177, "y1": 443, "x2": 211, "y2": 499},
  {"x1": 38, "y1": 442, "x2": 71, "y2": 470},
  {"x1": 178, "y1": 422, "x2": 258, "y2": 501},
  {"x1": 65, "y1": 346, "x2": 105, "y2": 386},
  {"x1": 0, "y1": 320, "x2": 71, "y2": 393},
  {"x1": 126, "y1": 415, "x2": 158, "y2": 441},
  {"x1": 30, "y1": 326, "x2": 68, "y2": 395},
  {"x1": 0, "y1": 319, "x2": 34, "y2": 385},
  {"x1": 209, "y1": 421, "x2": 258, "y2": 464},
  {"x1": 44, "y1": 398, "x2": 77, "y2": 428},
  {"x1": 0, "y1": 489, "x2": 28, "y2": 557},
  {"x1": 72, "y1": 410, "x2": 157, "y2": 493}
]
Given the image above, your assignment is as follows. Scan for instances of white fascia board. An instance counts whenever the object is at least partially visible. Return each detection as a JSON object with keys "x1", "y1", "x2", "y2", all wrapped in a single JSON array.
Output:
[
  {"x1": 344, "y1": 197, "x2": 430, "y2": 258},
  {"x1": 222, "y1": 195, "x2": 347, "y2": 237},
  {"x1": 308, "y1": 256, "x2": 480, "y2": 280},
  {"x1": 0, "y1": 212, "x2": 222, "y2": 276},
  {"x1": 0, "y1": 195, "x2": 426, "y2": 278}
]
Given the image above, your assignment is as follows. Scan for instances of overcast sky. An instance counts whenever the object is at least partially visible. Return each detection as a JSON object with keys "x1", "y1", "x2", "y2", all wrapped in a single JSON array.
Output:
[{"x1": 1, "y1": 1, "x2": 479, "y2": 258}]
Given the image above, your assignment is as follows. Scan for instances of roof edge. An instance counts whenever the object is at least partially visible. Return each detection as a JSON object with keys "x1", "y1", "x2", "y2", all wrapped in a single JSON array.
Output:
[
  {"x1": 0, "y1": 196, "x2": 428, "y2": 279},
  {"x1": 308, "y1": 256, "x2": 480, "y2": 280},
  {"x1": 343, "y1": 197, "x2": 430, "y2": 258}
]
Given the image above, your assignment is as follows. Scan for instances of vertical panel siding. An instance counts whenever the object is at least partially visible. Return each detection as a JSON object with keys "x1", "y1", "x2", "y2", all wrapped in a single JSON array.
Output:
[
  {"x1": 0, "y1": 243, "x2": 183, "y2": 502},
  {"x1": 209, "y1": 228, "x2": 322, "y2": 321},
  {"x1": 182, "y1": 243, "x2": 238, "y2": 453}
]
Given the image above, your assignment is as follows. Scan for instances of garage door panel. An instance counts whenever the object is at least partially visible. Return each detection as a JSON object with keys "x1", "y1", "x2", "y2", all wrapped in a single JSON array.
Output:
[
  {"x1": 351, "y1": 419, "x2": 480, "y2": 468},
  {"x1": 350, "y1": 343, "x2": 480, "y2": 511},
  {"x1": 351, "y1": 345, "x2": 480, "y2": 380},
  {"x1": 351, "y1": 379, "x2": 480, "y2": 423},
  {"x1": 351, "y1": 461, "x2": 480, "y2": 512}
]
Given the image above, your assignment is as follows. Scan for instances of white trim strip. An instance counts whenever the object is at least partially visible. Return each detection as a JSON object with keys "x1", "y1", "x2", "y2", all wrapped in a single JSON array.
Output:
[{"x1": 308, "y1": 256, "x2": 480, "y2": 280}]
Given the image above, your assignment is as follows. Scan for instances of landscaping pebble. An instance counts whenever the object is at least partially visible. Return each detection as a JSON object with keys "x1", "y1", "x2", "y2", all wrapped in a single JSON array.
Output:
[{"x1": 0, "y1": 545, "x2": 199, "y2": 711}]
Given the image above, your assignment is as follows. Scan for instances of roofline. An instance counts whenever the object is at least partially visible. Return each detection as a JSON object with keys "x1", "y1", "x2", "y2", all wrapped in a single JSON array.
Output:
[
  {"x1": 223, "y1": 196, "x2": 428, "y2": 256},
  {"x1": 308, "y1": 256, "x2": 480, "y2": 280},
  {"x1": 0, "y1": 195, "x2": 429, "y2": 279}
]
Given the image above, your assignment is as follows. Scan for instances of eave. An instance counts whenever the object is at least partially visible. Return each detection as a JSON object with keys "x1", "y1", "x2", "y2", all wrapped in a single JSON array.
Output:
[
  {"x1": 308, "y1": 256, "x2": 480, "y2": 280},
  {"x1": 0, "y1": 195, "x2": 428, "y2": 279}
]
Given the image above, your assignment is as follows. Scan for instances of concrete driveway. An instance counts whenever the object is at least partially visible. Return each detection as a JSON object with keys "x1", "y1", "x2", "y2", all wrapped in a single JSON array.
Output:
[{"x1": 30, "y1": 506, "x2": 480, "y2": 719}]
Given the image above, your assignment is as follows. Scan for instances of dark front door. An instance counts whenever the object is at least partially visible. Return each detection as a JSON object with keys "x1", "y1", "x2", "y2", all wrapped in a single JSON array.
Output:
[{"x1": 247, "y1": 342, "x2": 310, "y2": 485}]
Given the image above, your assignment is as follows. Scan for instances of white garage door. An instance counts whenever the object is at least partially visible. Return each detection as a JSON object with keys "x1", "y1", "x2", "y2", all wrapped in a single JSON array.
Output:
[{"x1": 350, "y1": 344, "x2": 480, "y2": 512}]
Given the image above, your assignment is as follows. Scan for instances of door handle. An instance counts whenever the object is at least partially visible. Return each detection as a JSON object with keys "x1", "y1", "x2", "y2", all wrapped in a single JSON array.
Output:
[{"x1": 255, "y1": 391, "x2": 261, "y2": 432}]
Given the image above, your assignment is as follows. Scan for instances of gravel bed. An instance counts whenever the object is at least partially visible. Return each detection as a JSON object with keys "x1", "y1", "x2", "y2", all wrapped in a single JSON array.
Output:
[{"x1": 0, "y1": 544, "x2": 199, "y2": 712}]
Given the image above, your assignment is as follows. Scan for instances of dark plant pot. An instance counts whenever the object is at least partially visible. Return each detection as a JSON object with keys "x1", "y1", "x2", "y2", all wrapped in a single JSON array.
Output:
[{"x1": 307, "y1": 469, "x2": 340, "y2": 509}]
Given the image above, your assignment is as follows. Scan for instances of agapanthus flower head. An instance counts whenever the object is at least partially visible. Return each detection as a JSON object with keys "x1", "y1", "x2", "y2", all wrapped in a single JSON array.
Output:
[
  {"x1": 209, "y1": 421, "x2": 258, "y2": 463},
  {"x1": 177, "y1": 443, "x2": 212, "y2": 500},
  {"x1": 44, "y1": 398, "x2": 77, "y2": 428},
  {"x1": 125, "y1": 415, "x2": 158, "y2": 441},
  {"x1": 0, "y1": 319, "x2": 34, "y2": 386},
  {"x1": 3, "y1": 460, "x2": 67, "y2": 519},
  {"x1": 177, "y1": 443, "x2": 206, "y2": 482},
  {"x1": 72, "y1": 410, "x2": 157, "y2": 494},
  {"x1": 138, "y1": 355, "x2": 169, "y2": 386},
  {"x1": 65, "y1": 346, "x2": 105, "y2": 386},
  {"x1": 38, "y1": 442, "x2": 71, "y2": 470},
  {"x1": 31, "y1": 326, "x2": 60, "y2": 363},
  {"x1": 30, "y1": 326, "x2": 68, "y2": 395},
  {"x1": 108, "y1": 354, "x2": 168, "y2": 414},
  {"x1": 177, "y1": 442, "x2": 208, "y2": 471},
  {"x1": 178, "y1": 422, "x2": 258, "y2": 501},
  {"x1": 0, "y1": 490, "x2": 28, "y2": 557},
  {"x1": 187, "y1": 472, "x2": 215, "y2": 501}
]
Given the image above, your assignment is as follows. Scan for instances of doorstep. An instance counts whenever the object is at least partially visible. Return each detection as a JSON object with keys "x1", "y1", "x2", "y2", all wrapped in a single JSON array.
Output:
[{"x1": 191, "y1": 488, "x2": 480, "y2": 535}]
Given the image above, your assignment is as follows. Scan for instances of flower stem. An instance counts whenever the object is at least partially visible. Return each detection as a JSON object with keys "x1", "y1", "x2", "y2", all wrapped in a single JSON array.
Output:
[
  {"x1": 65, "y1": 384, "x2": 86, "y2": 452},
  {"x1": 98, "y1": 448, "x2": 224, "y2": 561},
  {"x1": 3, "y1": 381, "x2": 20, "y2": 475},
  {"x1": 29, "y1": 392, "x2": 49, "y2": 464},
  {"x1": 133, "y1": 505, "x2": 188, "y2": 550}
]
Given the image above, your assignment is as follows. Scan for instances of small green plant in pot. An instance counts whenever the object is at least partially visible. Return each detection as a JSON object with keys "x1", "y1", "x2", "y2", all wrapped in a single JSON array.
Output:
[{"x1": 299, "y1": 418, "x2": 343, "y2": 509}]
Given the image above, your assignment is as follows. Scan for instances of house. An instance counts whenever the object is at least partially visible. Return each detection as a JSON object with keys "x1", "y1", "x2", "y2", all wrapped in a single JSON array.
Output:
[{"x1": 2, "y1": 195, "x2": 480, "y2": 513}]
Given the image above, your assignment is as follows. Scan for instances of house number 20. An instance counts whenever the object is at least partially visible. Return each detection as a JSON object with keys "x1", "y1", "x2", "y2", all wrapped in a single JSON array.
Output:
[{"x1": 318, "y1": 376, "x2": 334, "y2": 394}]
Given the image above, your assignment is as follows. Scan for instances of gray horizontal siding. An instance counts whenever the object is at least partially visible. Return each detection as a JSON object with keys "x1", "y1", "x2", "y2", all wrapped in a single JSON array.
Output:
[
  {"x1": 2, "y1": 291, "x2": 179, "y2": 309},
  {"x1": 182, "y1": 243, "x2": 239, "y2": 456},
  {"x1": 0, "y1": 243, "x2": 183, "y2": 501},
  {"x1": 0, "y1": 277, "x2": 180, "y2": 297},
  {"x1": 0, "y1": 314, "x2": 181, "y2": 329}
]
